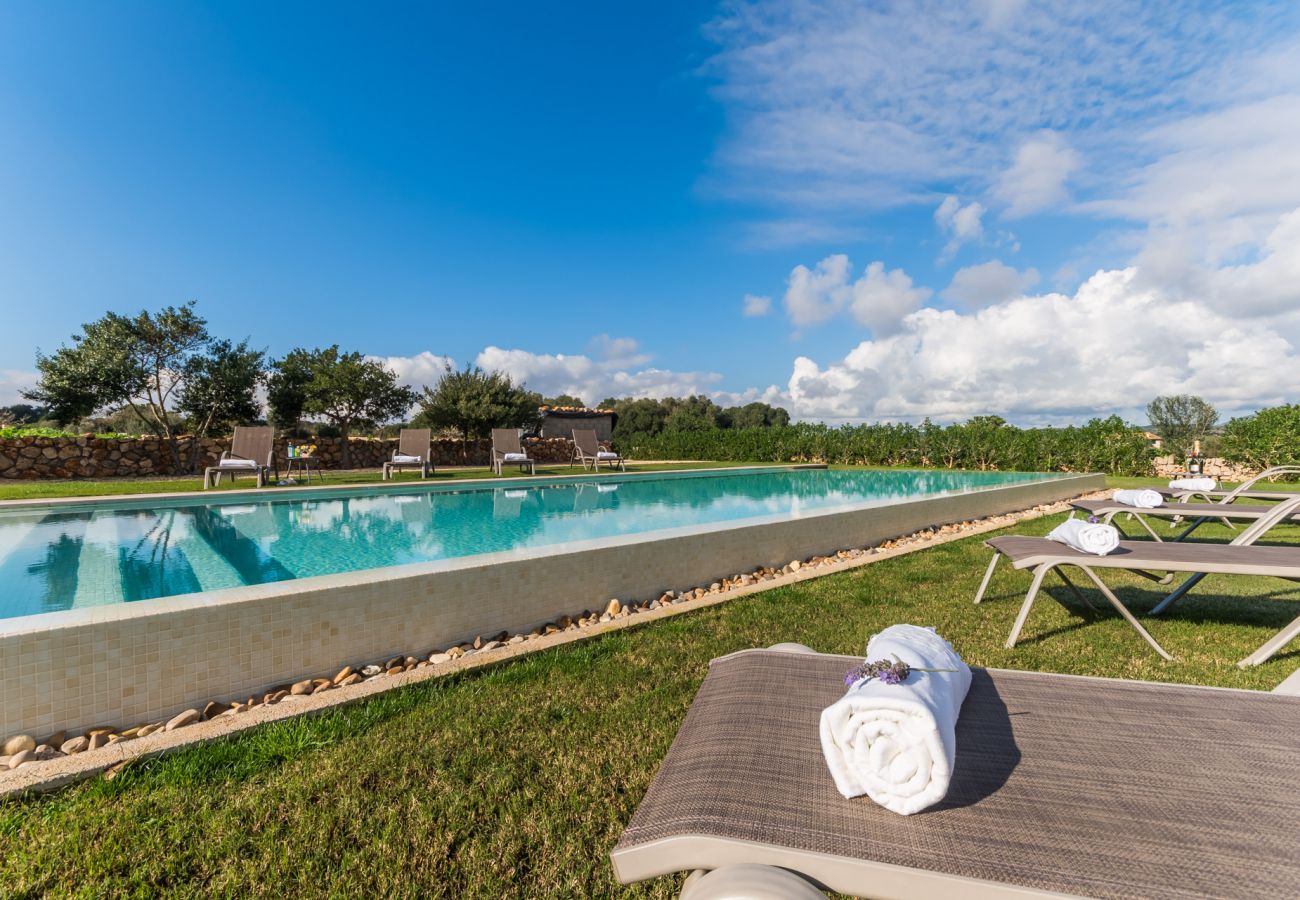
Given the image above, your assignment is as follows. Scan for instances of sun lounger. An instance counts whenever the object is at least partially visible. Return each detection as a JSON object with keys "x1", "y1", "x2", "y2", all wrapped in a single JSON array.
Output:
[
  {"x1": 570, "y1": 428, "x2": 625, "y2": 471},
  {"x1": 382, "y1": 428, "x2": 433, "y2": 480},
  {"x1": 203, "y1": 426, "x2": 275, "y2": 489},
  {"x1": 974, "y1": 497, "x2": 1300, "y2": 665},
  {"x1": 1160, "y1": 464, "x2": 1300, "y2": 505},
  {"x1": 491, "y1": 428, "x2": 535, "y2": 476},
  {"x1": 611, "y1": 646, "x2": 1300, "y2": 899},
  {"x1": 1071, "y1": 496, "x2": 1300, "y2": 542}
]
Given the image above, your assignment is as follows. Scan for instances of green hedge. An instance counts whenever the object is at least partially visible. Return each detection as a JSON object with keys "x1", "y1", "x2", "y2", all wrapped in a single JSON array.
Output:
[
  {"x1": 1221, "y1": 405, "x2": 1300, "y2": 469},
  {"x1": 616, "y1": 416, "x2": 1155, "y2": 476}
]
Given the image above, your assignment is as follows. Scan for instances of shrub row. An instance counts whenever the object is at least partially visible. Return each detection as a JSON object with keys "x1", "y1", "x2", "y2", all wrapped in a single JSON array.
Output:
[
  {"x1": 617, "y1": 416, "x2": 1156, "y2": 476},
  {"x1": 1221, "y1": 404, "x2": 1300, "y2": 470}
]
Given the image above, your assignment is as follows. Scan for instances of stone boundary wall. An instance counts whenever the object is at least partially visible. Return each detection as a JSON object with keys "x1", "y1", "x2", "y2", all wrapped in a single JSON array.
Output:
[
  {"x1": 0, "y1": 435, "x2": 578, "y2": 479},
  {"x1": 1152, "y1": 455, "x2": 1255, "y2": 482}
]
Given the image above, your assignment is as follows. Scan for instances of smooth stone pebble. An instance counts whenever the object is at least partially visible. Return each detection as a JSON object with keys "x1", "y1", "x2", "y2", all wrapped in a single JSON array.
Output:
[
  {"x1": 290, "y1": 680, "x2": 313, "y2": 696},
  {"x1": 2, "y1": 734, "x2": 35, "y2": 756},
  {"x1": 61, "y1": 736, "x2": 90, "y2": 754},
  {"x1": 429, "y1": 653, "x2": 451, "y2": 664},
  {"x1": 333, "y1": 666, "x2": 354, "y2": 684},
  {"x1": 7, "y1": 749, "x2": 33, "y2": 769},
  {"x1": 166, "y1": 708, "x2": 201, "y2": 731}
]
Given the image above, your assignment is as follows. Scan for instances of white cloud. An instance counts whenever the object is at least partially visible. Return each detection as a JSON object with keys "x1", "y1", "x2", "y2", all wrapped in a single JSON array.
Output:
[
  {"x1": 934, "y1": 196, "x2": 985, "y2": 259},
  {"x1": 0, "y1": 369, "x2": 37, "y2": 407},
  {"x1": 586, "y1": 334, "x2": 651, "y2": 368},
  {"x1": 785, "y1": 266, "x2": 1299, "y2": 425},
  {"x1": 942, "y1": 260, "x2": 1040, "y2": 309},
  {"x1": 474, "y1": 346, "x2": 724, "y2": 406},
  {"x1": 742, "y1": 293, "x2": 772, "y2": 317},
  {"x1": 370, "y1": 351, "x2": 456, "y2": 391},
  {"x1": 782, "y1": 255, "x2": 930, "y2": 334},
  {"x1": 995, "y1": 131, "x2": 1082, "y2": 218}
]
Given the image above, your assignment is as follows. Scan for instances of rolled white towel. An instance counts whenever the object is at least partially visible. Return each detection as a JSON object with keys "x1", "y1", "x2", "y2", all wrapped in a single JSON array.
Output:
[
  {"x1": 819, "y1": 625, "x2": 972, "y2": 815},
  {"x1": 596, "y1": 451, "x2": 620, "y2": 459},
  {"x1": 1047, "y1": 516, "x2": 1120, "y2": 555},
  {"x1": 392, "y1": 454, "x2": 423, "y2": 464},
  {"x1": 1169, "y1": 477, "x2": 1216, "y2": 491},
  {"x1": 217, "y1": 458, "x2": 258, "y2": 469},
  {"x1": 1112, "y1": 488, "x2": 1163, "y2": 508},
  {"x1": 502, "y1": 452, "x2": 529, "y2": 462}
]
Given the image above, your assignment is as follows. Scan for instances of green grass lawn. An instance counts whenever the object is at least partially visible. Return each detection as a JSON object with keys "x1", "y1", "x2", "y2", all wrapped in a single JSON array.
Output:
[
  {"x1": 0, "y1": 460, "x2": 767, "y2": 503},
  {"x1": 1, "y1": 500, "x2": 1297, "y2": 898}
]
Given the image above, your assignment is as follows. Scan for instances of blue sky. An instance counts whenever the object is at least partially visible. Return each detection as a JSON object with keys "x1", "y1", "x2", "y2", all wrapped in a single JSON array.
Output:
[{"x1": 3, "y1": 1, "x2": 1299, "y2": 423}]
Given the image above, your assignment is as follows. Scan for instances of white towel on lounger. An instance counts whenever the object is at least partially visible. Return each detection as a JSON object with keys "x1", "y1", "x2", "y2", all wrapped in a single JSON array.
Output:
[
  {"x1": 1047, "y1": 516, "x2": 1120, "y2": 555},
  {"x1": 502, "y1": 452, "x2": 529, "y2": 462},
  {"x1": 1169, "y1": 477, "x2": 1216, "y2": 491},
  {"x1": 596, "y1": 451, "x2": 620, "y2": 459},
  {"x1": 819, "y1": 625, "x2": 971, "y2": 815},
  {"x1": 1113, "y1": 488, "x2": 1163, "y2": 508},
  {"x1": 392, "y1": 454, "x2": 422, "y2": 464},
  {"x1": 217, "y1": 458, "x2": 258, "y2": 469}
]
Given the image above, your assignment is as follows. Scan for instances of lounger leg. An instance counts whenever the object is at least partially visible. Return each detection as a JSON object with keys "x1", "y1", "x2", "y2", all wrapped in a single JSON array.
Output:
[
  {"x1": 1075, "y1": 565, "x2": 1174, "y2": 660},
  {"x1": 1053, "y1": 568, "x2": 1099, "y2": 614},
  {"x1": 1149, "y1": 572, "x2": 1207, "y2": 616},
  {"x1": 1237, "y1": 612, "x2": 1300, "y2": 668},
  {"x1": 973, "y1": 552, "x2": 1001, "y2": 604},
  {"x1": 1171, "y1": 516, "x2": 1211, "y2": 542},
  {"x1": 1131, "y1": 514, "x2": 1165, "y2": 543},
  {"x1": 1005, "y1": 563, "x2": 1052, "y2": 648}
]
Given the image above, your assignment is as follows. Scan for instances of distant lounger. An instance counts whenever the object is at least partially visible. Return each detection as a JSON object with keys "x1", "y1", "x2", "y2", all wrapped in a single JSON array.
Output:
[
  {"x1": 1160, "y1": 464, "x2": 1300, "y2": 506},
  {"x1": 204, "y1": 426, "x2": 275, "y2": 489},
  {"x1": 383, "y1": 428, "x2": 433, "y2": 480},
  {"x1": 571, "y1": 428, "x2": 625, "y2": 471},
  {"x1": 611, "y1": 645, "x2": 1300, "y2": 899},
  {"x1": 1072, "y1": 496, "x2": 1300, "y2": 542},
  {"x1": 491, "y1": 428, "x2": 535, "y2": 476},
  {"x1": 974, "y1": 496, "x2": 1300, "y2": 665}
]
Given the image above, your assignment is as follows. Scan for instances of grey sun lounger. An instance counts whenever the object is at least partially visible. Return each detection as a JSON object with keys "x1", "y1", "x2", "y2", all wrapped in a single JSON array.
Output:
[
  {"x1": 490, "y1": 428, "x2": 535, "y2": 476},
  {"x1": 611, "y1": 646, "x2": 1300, "y2": 899},
  {"x1": 570, "y1": 428, "x2": 625, "y2": 471},
  {"x1": 1160, "y1": 464, "x2": 1300, "y2": 505},
  {"x1": 1071, "y1": 496, "x2": 1300, "y2": 542},
  {"x1": 382, "y1": 428, "x2": 433, "y2": 480},
  {"x1": 974, "y1": 496, "x2": 1300, "y2": 665},
  {"x1": 203, "y1": 425, "x2": 275, "y2": 489}
]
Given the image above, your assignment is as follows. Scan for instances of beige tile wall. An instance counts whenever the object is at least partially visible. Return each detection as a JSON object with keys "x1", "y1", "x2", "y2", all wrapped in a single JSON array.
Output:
[{"x1": 0, "y1": 474, "x2": 1102, "y2": 738}]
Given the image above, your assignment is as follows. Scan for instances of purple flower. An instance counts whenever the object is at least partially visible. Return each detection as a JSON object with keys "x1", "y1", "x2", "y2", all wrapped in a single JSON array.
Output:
[
  {"x1": 877, "y1": 668, "x2": 902, "y2": 685},
  {"x1": 1087, "y1": 515, "x2": 1100, "y2": 524}
]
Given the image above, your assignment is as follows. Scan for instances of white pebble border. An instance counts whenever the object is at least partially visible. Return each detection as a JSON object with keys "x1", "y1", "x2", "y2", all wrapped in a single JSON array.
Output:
[{"x1": 0, "y1": 490, "x2": 1107, "y2": 797}]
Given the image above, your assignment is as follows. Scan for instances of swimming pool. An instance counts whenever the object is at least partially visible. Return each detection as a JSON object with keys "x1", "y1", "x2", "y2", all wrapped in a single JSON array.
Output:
[{"x1": 0, "y1": 467, "x2": 1065, "y2": 620}]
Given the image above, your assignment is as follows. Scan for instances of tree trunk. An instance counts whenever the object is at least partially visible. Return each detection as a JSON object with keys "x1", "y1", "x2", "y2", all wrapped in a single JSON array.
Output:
[{"x1": 339, "y1": 422, "x2": 352, "y2": 468}]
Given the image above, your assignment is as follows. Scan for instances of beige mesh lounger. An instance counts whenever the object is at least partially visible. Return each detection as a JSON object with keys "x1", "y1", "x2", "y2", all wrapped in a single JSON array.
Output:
[
  {"x1": 570, "y1": 428, "x2": 625, "y2": 471},
  {"x1": 1070, "y1": 496, "x2": 1300, "y2": 542},
  {"x1": 1160, "y1": 464, "x2": 1300, "y2": 505},
  {"x1": 490, "y1": 428, "x2": 535, "y2": 476},
  {"x1": 974, "y1": 496, "x2": 1300, "y2": 665},
  {"x1": 382, "y1": 428, "x2": 433, "y2": 479},
  {"x1": 611, "y1": 646, "x2": 1300, "y2": 899},
  {"x1": 203, "y1": 425, "x2": 275, "y2": 489}
]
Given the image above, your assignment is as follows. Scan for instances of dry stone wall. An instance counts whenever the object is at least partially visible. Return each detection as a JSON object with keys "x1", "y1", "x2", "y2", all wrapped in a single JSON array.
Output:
[
  {"x1": 0, "y1": 435, "x2": 577, "y2": 479},
  {"x1": 1151, "y1": 455, "x2": 1256, "y2": 482}
]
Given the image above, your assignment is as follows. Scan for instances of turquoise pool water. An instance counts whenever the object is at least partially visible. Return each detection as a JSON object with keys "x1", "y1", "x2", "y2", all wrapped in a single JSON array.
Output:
[{"x1": 0, "y1": 467, "x2": 1062, "y2": 619}]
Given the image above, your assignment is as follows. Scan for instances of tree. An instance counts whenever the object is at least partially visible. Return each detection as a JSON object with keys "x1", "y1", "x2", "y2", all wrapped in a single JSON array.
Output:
[
  {"x1": 541, "y1": 394, "x2": 585, "y2": 408},
  {"x1": 663, "y1": 395, "x2": 720, "y2": 432},
  {"x1": 966, "y1": 414, "x2": 1008, "y2": 428},
  {"x1": 25, "y1": 302, "x2": 210, "y2": 470},
  {"x1": 297, "y1": 346, "x2": 416, "y2": 467},
  {"x1": 0, "y1": 404, "x2": 46, "y2": 425},
  {"x1": 719, "y1": 402, "x2": 791, "y2": 429},
  {"x1": 415, "y1": 364, "x2": 541, "y2": 455},
  {"x1": 609, "y1": 398, "x2": 670, "y2": 438},
  {"x1": 179, "y1": 338, "x2": 266, "y2": 455},
  {"x1": 266, "y1": 348, "x2": 316, "y2": 435},
  {"x1": 1146, "y1": 395, "x2": 1218, "y2": 458}
]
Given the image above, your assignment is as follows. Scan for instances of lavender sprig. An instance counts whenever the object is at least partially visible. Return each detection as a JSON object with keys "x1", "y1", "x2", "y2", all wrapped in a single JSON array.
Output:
[{"x1": 843, "y1": 655, "x2": 955, "y2": 687}]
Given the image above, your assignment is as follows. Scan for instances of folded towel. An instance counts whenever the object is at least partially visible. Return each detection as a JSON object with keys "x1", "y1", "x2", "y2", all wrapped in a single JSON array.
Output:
[
  {"x1": 1047, "y1": 516, "x2": 1120, "y2": 555},
  {"x1": 596, "y1": 483, "x2": 619, "y2": 493},
  {"x1": 819, "y1": 625, "x2": 972, "y2": 815},
  {"x1": 502, "y1": 452, "x2": 529, "y2": 462},
  {"x1": 1113, "y1": 488, "x2": 1163, "y2": 508},
  {"x1": 392, "y1": 454, "x2": 423, "y2": 464},
  {"x1": 1169, "y1": 477, "x2": 1216, "y2": 491},
  {"x1": 596, "y1": 451, "x2": 620, "y2": 459},
  {"x1": 218, "y1": 458, "x2": 258, "y2": 469}
]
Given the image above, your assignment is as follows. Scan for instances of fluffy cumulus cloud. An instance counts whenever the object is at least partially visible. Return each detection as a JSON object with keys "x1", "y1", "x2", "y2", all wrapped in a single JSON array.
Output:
[
  {"x1": 476, "y1": 345, "x2": 726, "y2": 404},
  {"x1": 370, "y1": 351, "x2": 456, "y2": 390},
  {"x1": 942, "y1": 260, "x2": 1040, "y2": 309},
  {"x1": 994, "y1": 131, "x2": 1082, "y2": 218},
  {"x1": 783, "y1": 255, "x2": 930, "y2": 334},
  {"x1": 742, "y1": 293, "x2": 772, "y2": 317},
  {"x1": 934, "y1": 196, "x2": 985, "y2": 259},
  {"x1": 786, "y1": 267, "x2": 1299, "y2": 424}
]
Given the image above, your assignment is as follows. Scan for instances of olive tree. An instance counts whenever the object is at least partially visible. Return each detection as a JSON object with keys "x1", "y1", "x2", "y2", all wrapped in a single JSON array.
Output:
[
  {"x1": 1146, "y1": 395, "x2": 1218, "y2": 458},
  {"x1": 415, "y1": 365, "x2": 540, "y2": 455}
]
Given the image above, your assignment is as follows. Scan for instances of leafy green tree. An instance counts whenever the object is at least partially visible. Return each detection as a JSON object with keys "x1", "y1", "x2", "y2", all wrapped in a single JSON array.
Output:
[
  {"x1": 966, "y1": 414, "x2": 1008, "y2": 428},
  {"x1": 663, "y1": 395, "x2": 720, "y2": 432},
  {"x1": 609, "y1": 398, "x2": 670, "y2": 439},
  {"x1": 25, "y1": 302, "x2": 210, "y2": 470},
  {"x1": 179, "y1": 339, "x2": 266, "y2": 442},
  {"x1": 0, "y1": 404, "x2": 45, "y2": 425},
  {"x1": 541, "y1": 394, "x2": 585, "y2": 408},
  {"x1": 295, "y1": 346, "x2": 416, "y2": 467},
  {"x1": 1146, "y1": 395, "x2": 1218, "y2": 458},
  {"x1": 719, "y1": 402, "x2": 791, "y2": 429},
  {"x1": 414, "y1": 365, "x2": 541, "y2": 455},
  {"x1": 1221, "y1": 404, "x2": 1300, "y2": 469},
  {"x1": 266, "y1": 348, "x2": 316, "y2": 435}
]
